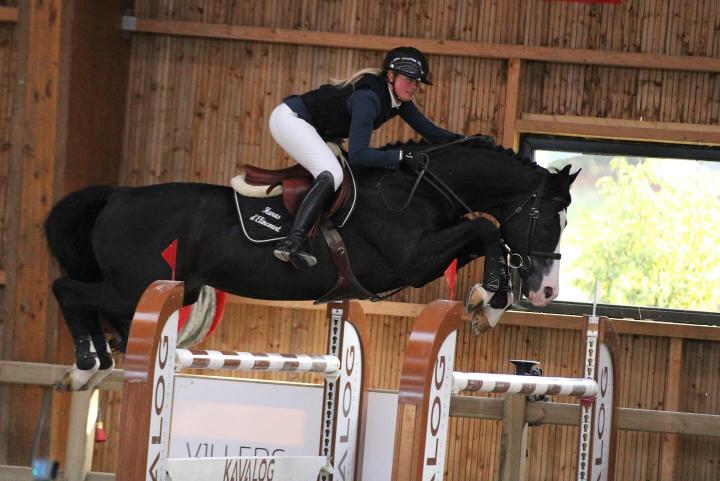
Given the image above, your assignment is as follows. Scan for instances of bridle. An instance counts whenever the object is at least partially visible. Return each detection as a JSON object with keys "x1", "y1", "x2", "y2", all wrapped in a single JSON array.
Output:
[
  {"x1": 374, "y1": 138, "x2": 566, "y2": 302},
  {"x1": 501, "y1": 177, "x2": 566, "y2": 271}
]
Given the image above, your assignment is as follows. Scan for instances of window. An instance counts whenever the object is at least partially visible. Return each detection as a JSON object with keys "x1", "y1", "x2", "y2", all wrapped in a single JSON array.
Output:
[{"x1": 518, "y1": 135, "x2": 720, "y2": 323}]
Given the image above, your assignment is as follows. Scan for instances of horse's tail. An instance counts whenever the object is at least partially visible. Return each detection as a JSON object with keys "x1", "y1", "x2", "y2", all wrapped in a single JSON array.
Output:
[{"x1": 45, "y1": 185, "x2": 119, "y2": 282}]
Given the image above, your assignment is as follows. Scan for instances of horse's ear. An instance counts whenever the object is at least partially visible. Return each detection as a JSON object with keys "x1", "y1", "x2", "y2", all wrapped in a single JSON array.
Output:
[
  {"x1": 569, "y1": 167, "x2": 581, "y2": 185},
  {"x1": 559, "y1": 164, "x2": 572, "y2": 177}
]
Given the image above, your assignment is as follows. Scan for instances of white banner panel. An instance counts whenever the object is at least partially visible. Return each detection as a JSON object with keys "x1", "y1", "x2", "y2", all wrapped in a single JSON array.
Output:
[
  {"x1": 170, "y1": 377, "x2": 397, "y2": 480},
  {"x1": 170, "y1": 376, "x2": 323, "y2": 458},
  {"x1": 362, "y1": 390, "x2": 398, "y2": 481},
  {"x1": 166, "y1": 456, "x2": 330, "y2": 481}
]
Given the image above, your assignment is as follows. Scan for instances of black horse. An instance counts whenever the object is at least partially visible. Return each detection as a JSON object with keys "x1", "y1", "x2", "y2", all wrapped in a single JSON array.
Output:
[{"x1": 45, "y1": 138, "x2": 577, "y2": 389}]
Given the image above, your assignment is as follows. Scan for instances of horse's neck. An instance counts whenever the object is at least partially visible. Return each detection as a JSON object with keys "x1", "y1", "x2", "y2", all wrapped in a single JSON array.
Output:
[
  {"x1": 484, "y1": 171, "x2": 544, "y2": 215},
  {"x1": 429, "y1": 152, "x2": 542, "y2": 216}
]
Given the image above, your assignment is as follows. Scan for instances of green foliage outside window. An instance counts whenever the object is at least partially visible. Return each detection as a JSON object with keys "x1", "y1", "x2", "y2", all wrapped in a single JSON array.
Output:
[{"x1": 570, "y1": 157, "x2": 720, "y2": 312}]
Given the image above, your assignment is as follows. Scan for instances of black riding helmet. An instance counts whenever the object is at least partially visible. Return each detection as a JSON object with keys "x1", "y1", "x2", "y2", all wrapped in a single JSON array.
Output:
[{"x1": 382, "y1": 46, "x2": 433, "y2": 85}]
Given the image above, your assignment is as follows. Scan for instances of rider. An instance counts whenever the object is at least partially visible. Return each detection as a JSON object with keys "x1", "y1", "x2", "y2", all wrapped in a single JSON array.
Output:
[{"x1": 268, "y1": 46, "x2": 462, "y2": 270}]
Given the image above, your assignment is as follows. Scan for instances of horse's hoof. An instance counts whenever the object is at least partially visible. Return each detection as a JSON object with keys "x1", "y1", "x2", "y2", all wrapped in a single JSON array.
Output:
[
  {"x1": 465, "y1": 284, "x2": 511, "y2": 332},
  {"x1": 484, "y1": 292, "x2": 513, "y2": 328},
  {"x1": 85, "y1": 363, "x2": 115, "y2": 391},
  {"x1": 465, "y1": 284, "x2": 493, "y2": 335},
  {"x1": 62, "y1": 360, "x2": 100, "y2": 391},
  {"x1": 465, "y1": 283, "x2": 493, "y2": 314}
]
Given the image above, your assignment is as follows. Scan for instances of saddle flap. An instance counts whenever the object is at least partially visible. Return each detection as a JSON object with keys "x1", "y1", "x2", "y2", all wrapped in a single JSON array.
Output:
[
  {"x1": 281, "y1": 166, "x2": 353, "y2": 219},
  {"x1": 282, "y1": 177, "x2": 311, "y2": 216},
  {"x1": 243, "y1": 163, "x2": 312, "y2": 186}
]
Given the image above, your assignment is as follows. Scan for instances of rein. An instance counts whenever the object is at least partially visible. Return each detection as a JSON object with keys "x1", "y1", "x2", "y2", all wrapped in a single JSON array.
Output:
[
  {"x1": 379, "y1": 135, "x2": 486, "y2": 215},
  {"x1": 373, "y1": 136, "x2": 563, "y2": 302}
]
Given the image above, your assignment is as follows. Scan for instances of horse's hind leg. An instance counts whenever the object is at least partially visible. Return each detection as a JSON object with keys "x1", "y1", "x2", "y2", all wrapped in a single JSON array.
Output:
[{"x1": 52, "y1": 277, "x2": 122, "y2": 389}]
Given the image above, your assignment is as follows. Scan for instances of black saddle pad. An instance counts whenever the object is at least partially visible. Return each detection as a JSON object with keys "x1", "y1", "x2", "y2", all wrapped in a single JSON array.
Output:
[{"x1": 234, "y1": 172, "x2": 357, "y2": 244}]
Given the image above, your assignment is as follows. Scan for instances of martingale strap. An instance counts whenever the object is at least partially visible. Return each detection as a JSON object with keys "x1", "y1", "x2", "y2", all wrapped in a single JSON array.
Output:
[{"x1": 316, "y1": 221, "x2": 379, "y2": 303}]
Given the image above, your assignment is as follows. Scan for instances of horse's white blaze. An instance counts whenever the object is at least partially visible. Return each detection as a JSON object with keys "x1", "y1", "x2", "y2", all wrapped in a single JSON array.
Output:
[{"x1": 528, "y1": 210, "x2": 566, "y2": 307}]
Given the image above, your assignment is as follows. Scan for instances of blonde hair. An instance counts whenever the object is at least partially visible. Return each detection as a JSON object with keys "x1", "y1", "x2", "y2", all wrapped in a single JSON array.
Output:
[{"x1": 330, "y1": 67, "x2": 383, "y2": 88}]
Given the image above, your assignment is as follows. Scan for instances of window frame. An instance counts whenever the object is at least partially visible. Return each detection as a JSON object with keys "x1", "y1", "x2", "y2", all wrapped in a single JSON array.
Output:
[{"x1": 515, "y1": 134, "x2": 720, "y2": 326}]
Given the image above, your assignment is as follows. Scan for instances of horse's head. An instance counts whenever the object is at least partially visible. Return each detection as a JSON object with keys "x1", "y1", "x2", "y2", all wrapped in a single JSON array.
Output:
[{"x1": 500, "y1": 164, "x2": 579, "y2": 307}]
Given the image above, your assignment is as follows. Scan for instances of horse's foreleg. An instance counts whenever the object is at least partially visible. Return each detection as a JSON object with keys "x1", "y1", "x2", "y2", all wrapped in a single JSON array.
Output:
[
  {"x1": 465, "y1": 238, "x2": 513, "y2": 330},
  {"x1": 394, "y1": 217, "x2": 502, "y2": 287},
  {"x1": 393, "y1": 218, "x2": 512, "y2": 328}
]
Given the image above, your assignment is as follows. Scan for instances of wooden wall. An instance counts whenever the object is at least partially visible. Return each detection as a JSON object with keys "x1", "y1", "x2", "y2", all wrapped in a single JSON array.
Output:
[
  {"x1": 0, "y1": 0, "x2": 718, "y2": 479},
  {"x1": 0, "y1": 23, "x2": 14, "y2": 277}
]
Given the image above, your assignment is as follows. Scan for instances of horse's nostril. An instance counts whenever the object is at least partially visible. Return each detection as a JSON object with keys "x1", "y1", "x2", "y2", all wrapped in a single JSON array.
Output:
[{"x1": 544, "y1": 286, "x2": 554, "y2": 299}]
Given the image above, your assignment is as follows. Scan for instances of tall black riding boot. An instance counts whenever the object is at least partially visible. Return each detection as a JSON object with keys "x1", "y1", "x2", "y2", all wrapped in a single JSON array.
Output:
[{"x1": 274, "y1": 171, "x2": 335, "y2": 270}]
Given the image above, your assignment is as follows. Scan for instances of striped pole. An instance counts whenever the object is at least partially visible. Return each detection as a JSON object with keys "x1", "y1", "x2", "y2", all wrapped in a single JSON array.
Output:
[
  {"x1": 175, "y1": 349, "x2": 340, "y2": 374},
  {"x1": 452, "y1": 372, "x2": 598, "y2": 397}
]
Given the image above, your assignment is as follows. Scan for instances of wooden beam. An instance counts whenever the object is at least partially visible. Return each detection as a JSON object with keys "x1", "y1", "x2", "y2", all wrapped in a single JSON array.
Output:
[
  {"x1": 0, "y1": 466, "x2": 114, "y2": 481},
  {"x1": 501, "y1": 58, "x2": 523, "y2": 149},
  {"x1": 0, "y1": 7, "x2": 18, "y2": 23},
  {"x1": 499, "y1": 395, "x2": 528, "y2": 481},
  {"x1": 5, "y1": 0, "x2": 72, "y2": 465},
  {"x1": 0, "y1": 361, "x2": 123, "y2": 391},
  {"x1": 451, "y1": 396, "x2": 720, "y2": 437},
  {"x1": 64, "y1": 390, "x2": 99, "y2": 481},
  {"x1": 122, "y1": 17, "x2": 720, "y2": 74},
  {"x1": 660, "y1": 338, "x2": 683, "y2": 481},
  {"x1": 517, "y1": 114, "x2": 720, "y2": 146},
  {"x1": 229, "y1": 296, "x2": 720, "y2": 342}
]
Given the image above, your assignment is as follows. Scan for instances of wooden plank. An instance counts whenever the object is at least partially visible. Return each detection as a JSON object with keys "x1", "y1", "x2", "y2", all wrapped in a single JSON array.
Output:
[
  {"x1": 451, "y1": 396, "x2": 720, "y2": 437},
  {"x1": 499, "y1": 395, "x2": 528, "y2": 481},
  {"x1": 64, "y1": 390, "x2": 99, "y2": 481},
  {"x1": 501, "y1": 58, "x2": 523, "y2": 148},
  {"x1": 660, "y1": 338, "x2": 683, "y2": 480},
  {"x1": 6, "y1": 0, "x2": 69, "y2": 465},
  {"x1": 123, "y1": 17, "x2": 720, "y2": 74},
  {"x1": 0, "y1": 7, "x2": 18, "y2": 23},
  {"x1": 228, "y1": 295, "x2": 720, "y2": 341},
  {"x1": 0, "y1": 361, "x2": 124, "y2": 391},
  {"x1": 0, "y1": 466, "x2": 114, "y2": 481},
  {"x1": 517, "y1": 113, "x2": 720, "y2": 145}
]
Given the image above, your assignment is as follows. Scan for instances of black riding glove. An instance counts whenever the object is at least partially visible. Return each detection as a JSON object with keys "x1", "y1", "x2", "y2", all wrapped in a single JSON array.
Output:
[{"x1": 401, "y1": 152, "x2": 425, "y2": 171}]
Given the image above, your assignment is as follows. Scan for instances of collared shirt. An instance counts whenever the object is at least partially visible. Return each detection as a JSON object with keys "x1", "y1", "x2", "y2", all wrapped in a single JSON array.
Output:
[{"x1": 388, "y1": 84, "x2": 401, "y2": 109}]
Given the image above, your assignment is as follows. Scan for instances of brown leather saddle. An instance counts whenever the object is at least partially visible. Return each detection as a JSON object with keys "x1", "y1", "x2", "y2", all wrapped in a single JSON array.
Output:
[
  {"x1": 242, "y1": 163, "x2": 351, "y2": 222},
  {"x1": 240, "y1": 162, "x2": 376, "y2": 303}
]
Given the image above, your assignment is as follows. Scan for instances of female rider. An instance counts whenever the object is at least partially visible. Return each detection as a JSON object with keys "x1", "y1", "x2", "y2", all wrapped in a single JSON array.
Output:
[{"x1": 268, "y1": 46, "x2": 462, "y2": 270}]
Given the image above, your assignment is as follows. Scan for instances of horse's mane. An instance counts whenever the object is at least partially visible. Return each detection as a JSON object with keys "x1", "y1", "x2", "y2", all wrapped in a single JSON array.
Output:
[
  {"x1": 381, "y1": 137, "x2": 574, "y2": 203},
  {"x1": 380, "y1": 136, "x2": 544, "y2": 172}
]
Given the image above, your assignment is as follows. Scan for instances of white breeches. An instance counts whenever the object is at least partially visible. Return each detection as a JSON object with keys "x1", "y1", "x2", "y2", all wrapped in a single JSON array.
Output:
[{"x1": 268, "y1": 103, "x2": 343, "y2": 191}]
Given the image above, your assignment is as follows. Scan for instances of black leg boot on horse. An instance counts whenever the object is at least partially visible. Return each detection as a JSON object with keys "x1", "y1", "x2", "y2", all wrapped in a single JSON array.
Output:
[
  {"x1": 466, "y1": 252, "x2": 513, "y2": 332},
  {"x1": 274, "y1": 171, "x2": 335, "y2": 270}
]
